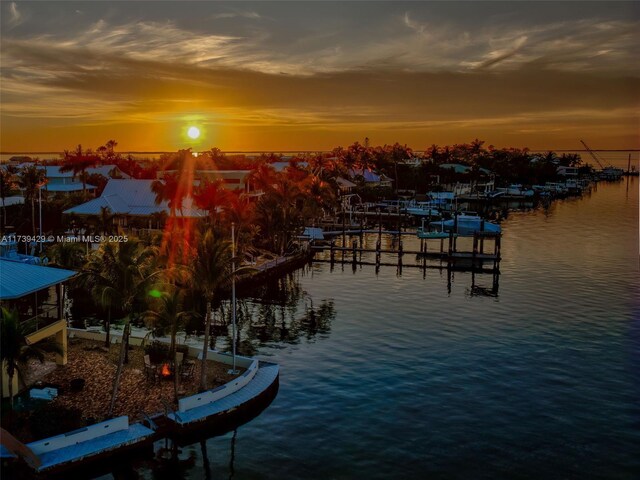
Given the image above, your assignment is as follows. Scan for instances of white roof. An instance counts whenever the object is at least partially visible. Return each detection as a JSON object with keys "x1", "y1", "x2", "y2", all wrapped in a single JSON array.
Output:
[
  {"x1": 64, "y1": 179, "x2": 205, "y2": 217},
  {"x1": 336, "y1": 177, "x2": 356, "y2": 188}
]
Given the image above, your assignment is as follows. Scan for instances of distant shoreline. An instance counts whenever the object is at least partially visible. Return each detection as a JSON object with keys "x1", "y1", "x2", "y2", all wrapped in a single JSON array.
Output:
[{"x1": 1, "y1": 149, "x2": 639, "y2": 156}]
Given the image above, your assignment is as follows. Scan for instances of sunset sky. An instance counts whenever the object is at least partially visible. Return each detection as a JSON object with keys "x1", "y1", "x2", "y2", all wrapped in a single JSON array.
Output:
[{"x1": 1, "y1": 1, "x2": 638, "y2": 152}]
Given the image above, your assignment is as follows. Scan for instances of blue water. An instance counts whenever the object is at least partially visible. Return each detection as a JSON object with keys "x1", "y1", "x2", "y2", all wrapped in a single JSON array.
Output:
[{"x1": 139, "y1": 179, "x2": 639, "y2": 479}]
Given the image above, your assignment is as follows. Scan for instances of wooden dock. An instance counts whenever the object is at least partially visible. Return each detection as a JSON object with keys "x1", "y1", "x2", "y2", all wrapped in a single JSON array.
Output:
[{"x1": 311, "y1": 230, "x2": 501, "y2": 273}]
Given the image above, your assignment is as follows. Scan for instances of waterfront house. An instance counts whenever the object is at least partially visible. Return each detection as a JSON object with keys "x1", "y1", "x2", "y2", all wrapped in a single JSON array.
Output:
[
  {"x1": 399, "y1": 157, "x2": 422, "y2": 167},
  {"x1": 196, "y1": 170, "x2": 253, "y2": 193},
  {"x1": 349, "y1": 168, "x2": 393, "y2": 188},
  {"x1": 2, "y1": 163, "x2": 130, "y2": 195},
  {"x1": 0, "y1": 259, "x2": 76, "y2": 397},
  {"x1": 156, "y1": 169, "x2": 255, "y2": 193},
  {"x1": 63, "y1": 179, "x2": 207, "y2": 231},
  {"x1": 43, "y1": 165, "x2": 130, "y2": 194},
  {"x1": 335, "y1": 177, "x2": 356, "y2": 194}
]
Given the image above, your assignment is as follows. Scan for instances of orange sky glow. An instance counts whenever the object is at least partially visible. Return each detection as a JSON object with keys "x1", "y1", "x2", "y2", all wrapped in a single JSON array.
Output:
[{"x1": 1, "y1": 2, "x2": 638, "y2": 153}]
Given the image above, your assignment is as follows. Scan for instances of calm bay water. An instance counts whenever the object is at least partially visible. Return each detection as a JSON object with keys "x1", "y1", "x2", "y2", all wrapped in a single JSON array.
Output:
[{"x1": 135, "y1": 179, "x2": 639, "y2": 480}]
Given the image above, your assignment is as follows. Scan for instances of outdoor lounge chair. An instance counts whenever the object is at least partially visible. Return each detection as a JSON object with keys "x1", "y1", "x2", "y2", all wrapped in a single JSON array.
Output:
[
  {"x1": 180, "y1": 362, "x2": 195, "y2": 381},
  {"x1": 144, "y1": 355, "x2": 158, "y2": 382},
  {"x1": 175, "y1": 351, "x2": 184, "y2": 367}
]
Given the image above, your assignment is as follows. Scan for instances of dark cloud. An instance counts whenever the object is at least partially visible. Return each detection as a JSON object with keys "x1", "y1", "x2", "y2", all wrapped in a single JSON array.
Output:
[{"x1": 1, "y1": 2, "x2": 638, "y2": 150}]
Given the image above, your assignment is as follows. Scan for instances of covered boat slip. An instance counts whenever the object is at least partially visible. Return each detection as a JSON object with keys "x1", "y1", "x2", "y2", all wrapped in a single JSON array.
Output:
[{"x1": 168, "y1": 362, "x2": 280, "y2": 426}]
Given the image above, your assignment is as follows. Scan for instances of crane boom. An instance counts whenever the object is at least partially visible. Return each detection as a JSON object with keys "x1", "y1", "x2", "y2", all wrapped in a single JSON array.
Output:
[{"x1": 580, "y1": 140, "x2": 606, "y2": 169}]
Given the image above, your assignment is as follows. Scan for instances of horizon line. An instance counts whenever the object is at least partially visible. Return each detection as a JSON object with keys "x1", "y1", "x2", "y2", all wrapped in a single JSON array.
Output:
[{"x1": 2, "y1": 149, "x2": 639, "y2": 156}]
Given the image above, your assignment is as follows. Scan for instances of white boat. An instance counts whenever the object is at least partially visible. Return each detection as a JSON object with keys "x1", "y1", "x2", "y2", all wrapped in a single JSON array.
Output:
[
  {"x1": 442, "y1": 212, "x2": 501, "y2": 235},
  {"x1": 538, "y1": 183, "x2": 568, "y2": 195},
  {"x1": 599, "y1": 167, "x2": 623, "y2": 180},
  {"x1": 495, "y1": 184, "x2": 534, "y2": 198}
]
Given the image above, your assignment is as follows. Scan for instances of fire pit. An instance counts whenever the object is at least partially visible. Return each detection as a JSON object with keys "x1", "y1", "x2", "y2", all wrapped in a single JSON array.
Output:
[{"x1": 160, "y1": 363, "x2": 173, "y2": 379}]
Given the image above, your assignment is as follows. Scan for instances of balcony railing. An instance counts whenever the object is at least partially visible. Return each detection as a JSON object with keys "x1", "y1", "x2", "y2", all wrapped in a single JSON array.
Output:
[{"x1": 23, "y1": 305, "x2": 61, "y2": 333}]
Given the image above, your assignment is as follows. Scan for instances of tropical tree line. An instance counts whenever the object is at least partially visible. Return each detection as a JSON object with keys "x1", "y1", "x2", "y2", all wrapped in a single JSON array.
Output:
[
  {"x1": 1, "y1": 226, "x2": 233, "y2": 413},
  {"x1": 82, "y1": 228, "x2": 235, "y2": 407},
  {"x1": 2, "y1": 138, "x2": 588, "y2": 241}
]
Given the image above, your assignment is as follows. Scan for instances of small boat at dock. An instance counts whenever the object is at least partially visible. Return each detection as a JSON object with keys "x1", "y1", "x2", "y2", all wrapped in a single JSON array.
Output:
[
  {"x1": 494, "y1": 184, "x2": 534, "y2": 199},
  {"x1": 442, "y1": 212, "x2": 501, "y2": 235}
]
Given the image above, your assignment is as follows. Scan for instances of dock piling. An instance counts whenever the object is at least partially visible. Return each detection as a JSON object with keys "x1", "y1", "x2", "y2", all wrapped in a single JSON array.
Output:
[{"x1": 352, "y1": 239, "x2": 357, "y2": 265}]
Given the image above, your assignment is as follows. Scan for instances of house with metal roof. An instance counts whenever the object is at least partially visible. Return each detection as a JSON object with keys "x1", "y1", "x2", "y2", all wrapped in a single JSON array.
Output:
[
  {"x1": 196, "y1": 170, "x2": 253, "y2": 192},
  {"x1": 0, "y1": 259, "x2": 76, "y2": 397},
  {"x1": 2, "y1": 163, "x2": 130, "y2": 194},
  {"x1": 43, "y1": 165, "x2": 130, "y2": 193},
  {"x1": 348, "y1": 168, "x2": 394, "y2": 188},
  {"x1": 63, "y1": 179, "x2": 207, "y2": 230},
  {"x1": 335, "y1": 176, "x2": 356, "y2": 193}
]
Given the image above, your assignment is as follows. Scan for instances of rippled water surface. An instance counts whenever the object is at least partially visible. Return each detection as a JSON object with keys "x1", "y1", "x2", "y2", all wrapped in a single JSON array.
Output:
[{"x1": 138, "y1": 179, "x2": 639, "y2": 480}]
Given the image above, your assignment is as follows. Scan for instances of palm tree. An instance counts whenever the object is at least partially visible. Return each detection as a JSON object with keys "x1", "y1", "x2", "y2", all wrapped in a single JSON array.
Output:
[
  {"x1": 82, "y1": 245, "x2": 118, "y2": 348},
  {"x1": 225, "y1": 190, "x2": 257, "y2": 253},
  {"x1": 256, "y1": 177, "x2": 302, "y2": 254},
  {"x1": 1, "y1": 307, "x2": 63, "y2": 407},
  {"x1": 18, "y1": 164, "x2": 46, "y2": 236},
  {"x1": 193, "y1": 179, "x2": 230, "y2": 226},
  {"x1": 143, "y1": 288, "x2": 194, "y2": 402},
  {"x1": 192, "y1": 229, "x2": 232, "y2": 391},
  {"x1": 246, "y1": 161, "x2": 277, "y2": 193},
  {"x1": 380, "y1": 143, "x2": 413, "y2": 193},
  {"x1": 60, "y1": 145, "x2": 99, "y2": 199},
  {"x1": 46, "y1": 242, "x2": 85, "y2": 269},
  {"x1": 98, "y1": 206, "x2": 114, "y2": 235},
  {"x1": 301, "y1": 175, "x2": 336, "y2": 225},
  {"x1": 97, "y1": 139, "x2": 119, "y2": 162},
  {"x1": 151, "y1": 172, "x2": 192, "y2": 263},
  {"x1": 151, "y1": 172, "x2": 182, "y2": 218},
  {"x1": 0, "y1": 167, "x2": 17, "y2": 231},
  {"x1": 82, "y1": 241, "x2": 161, "y2": 416}
]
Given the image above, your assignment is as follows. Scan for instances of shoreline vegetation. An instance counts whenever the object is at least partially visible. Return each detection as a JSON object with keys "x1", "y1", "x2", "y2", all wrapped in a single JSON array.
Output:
[
  {"x1": 1, "y1": 139, "x2": 597, "y2": 251},
  {"x1": 0, "y1": 138, "x2": 603, "y2": 445}
]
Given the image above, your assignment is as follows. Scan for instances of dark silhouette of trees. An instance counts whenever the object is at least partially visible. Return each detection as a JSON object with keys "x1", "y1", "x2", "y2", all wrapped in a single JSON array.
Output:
[
  {"x1": 60, "y1": 145, "x2": 100, "y2": 199},
  {"x1": 18, "y1": 164, "x2": 46, "y2": 235}
]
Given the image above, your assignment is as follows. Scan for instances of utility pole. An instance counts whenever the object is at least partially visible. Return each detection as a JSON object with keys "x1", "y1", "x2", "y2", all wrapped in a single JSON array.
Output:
[
  {"x1": 229, "y1": 222, "x2": 239, "y2": 374},
  {"x1": 39, "y1": 184, "x2": 43, "y2": 253}
]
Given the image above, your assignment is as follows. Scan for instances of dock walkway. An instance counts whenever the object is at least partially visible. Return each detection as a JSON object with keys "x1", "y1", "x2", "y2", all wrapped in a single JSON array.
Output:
[
  {"x1": 168, "y1": 362, "x2": 279, "y2": 426},
  {"x1": 31, "y1": 423, "x2": 154, "y2": 473}
]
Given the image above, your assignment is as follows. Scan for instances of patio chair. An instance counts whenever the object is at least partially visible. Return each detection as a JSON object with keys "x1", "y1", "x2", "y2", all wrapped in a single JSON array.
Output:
[
  {"x1": 180, "y1": 361, "x2": 196, "y2": 382},
  {"x1": 175, "y1": 351, "x2": 184, "y2": 367},
  {"x1": 144, "y1": 355, "x2": 158, "y2": 383}
]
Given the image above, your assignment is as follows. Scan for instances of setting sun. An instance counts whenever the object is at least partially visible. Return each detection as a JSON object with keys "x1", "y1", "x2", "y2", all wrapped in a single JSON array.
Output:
[{"x1": 187, "y1": 126, "x2": 200, "y2": 139}]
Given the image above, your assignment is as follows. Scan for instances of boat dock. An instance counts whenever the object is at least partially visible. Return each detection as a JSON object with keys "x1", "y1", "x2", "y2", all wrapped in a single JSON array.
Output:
[
  {"x1": 311, "y1": 230, "x2": 501, "y2": 272},
  {"x1": 1, "y1": 329, "x2": 280, "y2": 479}
]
